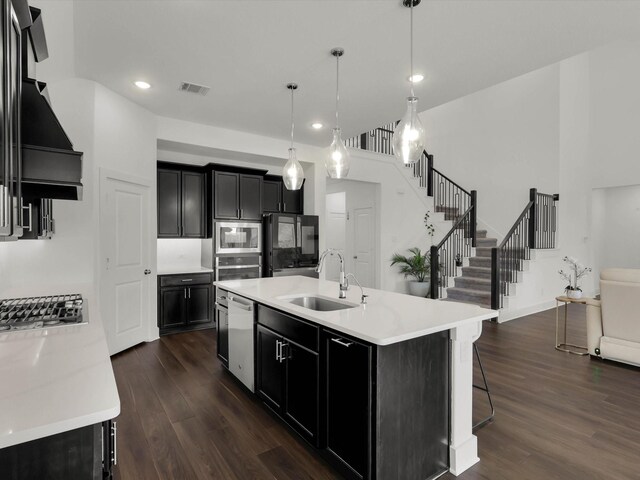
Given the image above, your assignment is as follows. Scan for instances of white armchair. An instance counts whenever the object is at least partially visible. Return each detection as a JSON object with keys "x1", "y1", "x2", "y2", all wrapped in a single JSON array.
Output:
[{"x1": 586, "y1": 268, "x2": 640, "y2": 367}]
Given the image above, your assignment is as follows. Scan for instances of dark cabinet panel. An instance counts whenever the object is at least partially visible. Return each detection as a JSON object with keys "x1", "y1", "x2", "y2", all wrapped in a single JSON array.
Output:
[
  {"x1": 239, "y1": 174, "x2": 262, "y2": 220},
  {"x1": 186, "y1": 285, "x2": 210, "y2": 325},
  {"x1": 157, "y1": 169, "x2": 181, "y2": 237},
  {"x1": 159, "y1": 287, "x2": 186, "y2": 329},
  {"x1": 282, "y1": 183, "x2": 303, "y2": 214},
  {"x1": 256, "y1": 325, "x2": 284, "y2": 412},
  {"x1": 262, "y1": 177, "x2": 281, "y2": 213},
  {"x1": 182, "y1": 171, "x2": 205, "y2": 238},
  {"x1": 325, "y1": 333, "x2": 372, "y2": 479},
  {"x1": 216, "y1": 306, "x2": 229, "y2": 366},
  {"x1": 158, "y1": 273, "x2": 213, "y2": 335},
  {"x1": 284, "y1": 341, "x2": 319, "y2": 444},
  {"x1": 214, "y1": 171, "x2": 240, "y2": 219}
]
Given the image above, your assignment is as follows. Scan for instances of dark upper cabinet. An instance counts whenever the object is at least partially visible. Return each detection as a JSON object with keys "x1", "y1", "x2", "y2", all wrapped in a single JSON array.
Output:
[
  {"x1": 214, "y1": 171, "x2": 263, "y2": 220},
  {"x1": 182, "y1": 171, "x2": 205, "y2": 237},
  {"x1": 239, "y1": 174, "x2": 262, "y2": 220},
  {"x1": 262, "y1": 175, "x2": 304, "y2": 215},
  {"x1": 158, "y1": 169, "x2": 181, "y2": 237},
  {"x1": 157, "y1": 166, "x2": 205, "y2": 238},
  {"x1": 214, "y1": 171, "x2": 239, "y2": 219},
  {"x1": 324, "y1": 331, "x2": 372, "y2": 479}
]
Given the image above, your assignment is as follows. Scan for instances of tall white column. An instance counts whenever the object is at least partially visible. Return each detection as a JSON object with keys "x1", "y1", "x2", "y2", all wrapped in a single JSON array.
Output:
[{"x1": 449, "y1": 320, "x2": 482, "y2": 475}]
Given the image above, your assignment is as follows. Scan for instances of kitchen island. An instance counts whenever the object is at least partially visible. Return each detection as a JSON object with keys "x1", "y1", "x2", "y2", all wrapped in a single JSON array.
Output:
[
  {"x1": 0, "y1": 284, "x2": 120, "y2": 478},
  {"x1": 216, "y1": 276, "x2": 497, "y2": 479}
]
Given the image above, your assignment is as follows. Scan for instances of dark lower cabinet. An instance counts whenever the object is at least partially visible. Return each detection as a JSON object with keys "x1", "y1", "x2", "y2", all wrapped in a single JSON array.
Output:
[
  {"x1": 158, "y1": 273, "x2": 213, "y2": 335},
  {"x1": 324, "y1": 332, "x2": 372, "y2": 480},
  {"x1": 0, "y1": 420, "x2": 116, "y2": 479},
  {"x1": 256, "y1": 309, "x2": 319, "y2": 446}
]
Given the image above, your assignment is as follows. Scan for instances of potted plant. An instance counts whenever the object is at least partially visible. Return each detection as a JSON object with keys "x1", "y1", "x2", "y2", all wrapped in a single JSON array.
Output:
[
  {"x1": 391, "y1": 247, "x2": 431, "y2": 297},
  {"x1": 558, "y1": 256, "x2": 592, "y2": 299}
]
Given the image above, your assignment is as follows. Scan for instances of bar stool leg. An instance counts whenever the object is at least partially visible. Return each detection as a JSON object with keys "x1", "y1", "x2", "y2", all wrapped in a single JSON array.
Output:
[{"x1": 472, "y1": 343, "x2": 495, "y2": 432}]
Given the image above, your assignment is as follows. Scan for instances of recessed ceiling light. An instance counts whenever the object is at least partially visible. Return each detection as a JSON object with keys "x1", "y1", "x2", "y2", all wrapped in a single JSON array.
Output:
[
  {"x1": 311, "y1": 122, "x2": 324, "y2": 130},
  {"x1": 134, "y1": 80, "x2": 151, "y2": 90},
  {"x1": 408, "y1": 74, "x2": 424, "y2": 83}
]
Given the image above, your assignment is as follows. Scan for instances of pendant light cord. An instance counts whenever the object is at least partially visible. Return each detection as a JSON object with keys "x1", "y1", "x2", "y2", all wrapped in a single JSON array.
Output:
[
  {"x1": 290, "y1": 87, "x2": 295, "y2": 149},
  {"x1": 410, "y1": 0, "x2": 415, "y2": 98},
  {"x1": 335, "y1": 54, "x2": 340, "y2": 129}
]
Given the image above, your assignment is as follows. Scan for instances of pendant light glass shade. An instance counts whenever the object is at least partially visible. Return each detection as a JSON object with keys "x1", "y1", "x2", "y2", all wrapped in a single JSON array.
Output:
[
  {"x1": 283, "y1": 83, "x2": 304, "y2": 190},
  {"x1": 393, "y1": 96, "x2": 426, "y2": 165},
  {"x1": 283, "y1": 147, "x2": 304, "y2": 190},
  {"x1": 327, "y1": 128, "x2": 350, "y2": 179},
  {"x1": 326, "y1": 47, "x2": 350, "y2": 179}
]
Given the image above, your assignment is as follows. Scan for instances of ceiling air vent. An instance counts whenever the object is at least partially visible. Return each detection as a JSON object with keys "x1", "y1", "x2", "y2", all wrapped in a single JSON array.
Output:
[{"x1": 178, "y1": 81, "x2": 210, "y2": 96}]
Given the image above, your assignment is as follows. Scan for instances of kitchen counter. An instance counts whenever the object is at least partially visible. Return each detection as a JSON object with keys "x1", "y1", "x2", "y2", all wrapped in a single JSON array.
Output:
[
  {"x1": 157, "y1": 266, "x2": 214, "y2": 275},
  {"x1": 0, "y1": 284, "x2": 120, "y2": 449},
  {"x1": 215, "y1": 276, "x2": 497, "y2": 345}
]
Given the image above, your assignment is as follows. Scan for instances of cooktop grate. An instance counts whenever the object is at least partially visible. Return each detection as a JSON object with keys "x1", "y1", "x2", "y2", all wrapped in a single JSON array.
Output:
[{"x1": 0, "y1": 294, "x2": 85, "y2": 332}]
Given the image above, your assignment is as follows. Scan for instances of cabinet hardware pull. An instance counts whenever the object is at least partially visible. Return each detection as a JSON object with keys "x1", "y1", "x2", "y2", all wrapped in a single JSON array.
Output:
[
  {"x1": 112, "y1": 421, "x2": 118, "y2": 465},
  {"x1": 331, "y1": 337, "x2": 353, "y2": 347},
  {"x1": 22, "y1": 203, "x2": 32, "y2": 232},
  {"x1": 283, "y1": 203, "x2": 286, "y2": 212},
  {"x1": 188, "y1": 288, "x2": 191, "y2": 299},
  {"x1": 181, "y1": 279, "x2": 193, "y2": 282},
  {"x1": 184, "y1": 289, "x2": 187, "y2": 299},
  {"x1": 275, "y1": 340, "x2": 281, "y2": 361},
  {"x1": 279, "y1": 341, "x2": 288, "y2": 363}
]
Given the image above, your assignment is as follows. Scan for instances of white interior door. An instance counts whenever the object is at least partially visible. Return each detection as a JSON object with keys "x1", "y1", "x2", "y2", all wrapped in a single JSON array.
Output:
[
  {"x1": 100, "y1": 172, "x2": 151, "y2": 355},
  {"x1": 353, "y1": 206, "x2": 375, "y2": 288},
  {"x1": 325, "y1": 192, "x2": 346, "y2": 282}
]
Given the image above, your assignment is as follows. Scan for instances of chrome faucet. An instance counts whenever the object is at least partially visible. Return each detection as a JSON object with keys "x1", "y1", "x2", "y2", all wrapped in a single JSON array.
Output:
[{"x1": 316, "y1": 249, "x2": 348, "y2": 299}]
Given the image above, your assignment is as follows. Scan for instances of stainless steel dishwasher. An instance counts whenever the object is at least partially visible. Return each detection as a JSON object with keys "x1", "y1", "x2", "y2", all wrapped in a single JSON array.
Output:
[{"x1": 227, "y1": 293, "x2": 255, "y2": 392}]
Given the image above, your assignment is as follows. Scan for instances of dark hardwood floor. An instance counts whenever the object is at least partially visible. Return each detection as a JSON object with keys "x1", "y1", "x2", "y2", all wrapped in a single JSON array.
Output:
[{"x1": 111, "y1": 304, "x2": 640, "y2": 479}]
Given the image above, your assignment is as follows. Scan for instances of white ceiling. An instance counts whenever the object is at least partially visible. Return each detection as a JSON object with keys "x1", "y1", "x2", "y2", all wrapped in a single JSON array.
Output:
[{"x1": 60, "y1": 0, "x2": 640, "y2": 146}]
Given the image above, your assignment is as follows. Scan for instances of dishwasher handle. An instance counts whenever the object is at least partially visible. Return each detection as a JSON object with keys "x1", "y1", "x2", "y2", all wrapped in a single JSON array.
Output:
[{"x1": 228, "y1": 295, "x2": 254, "y2": 311}]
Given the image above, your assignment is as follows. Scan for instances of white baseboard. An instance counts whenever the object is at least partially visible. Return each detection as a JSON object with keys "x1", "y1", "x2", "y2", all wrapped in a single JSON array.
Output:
[{"x1": 498, "y1": 299, "x2": 557, "y2": 323}]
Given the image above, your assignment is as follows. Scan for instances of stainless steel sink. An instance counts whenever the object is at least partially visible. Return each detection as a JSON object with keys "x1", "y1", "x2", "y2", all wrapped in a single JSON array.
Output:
[{"x1": 287, "y1": 296, "x2": 358, "y2": 312}]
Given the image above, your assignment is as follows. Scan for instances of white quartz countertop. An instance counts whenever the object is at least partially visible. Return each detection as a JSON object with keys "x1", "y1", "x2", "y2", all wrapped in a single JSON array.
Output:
[
  {"x1": 157, "y1": 266, "x2": 214, "y2": 276},
  {"x1": 215, "y1": 276, "x2": 497, "y2": 345},
  {"x1": 0, "y1": 284, "x2": 120, "y2": 449}
]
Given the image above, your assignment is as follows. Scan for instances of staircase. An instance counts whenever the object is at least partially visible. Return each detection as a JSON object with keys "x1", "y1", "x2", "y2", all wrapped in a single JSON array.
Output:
[
  {"x1": 444, "y1": 229, "x2": 496, "y2": 308},
  {"x1": 347, "y1": 127, "x2": 559, "y2": 313}
]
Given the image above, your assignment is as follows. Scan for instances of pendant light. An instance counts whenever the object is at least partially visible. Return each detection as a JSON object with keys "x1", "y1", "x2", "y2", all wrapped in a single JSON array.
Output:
[
  {"x1": 283, "y1": 83, "x2": 304, "y2": 191},
  {"x1": 326, "y1": 48, "x2": 350, "y2": 179},
  {"x1": 392, "y1": 0, "x2": 427, "y2": 165}
]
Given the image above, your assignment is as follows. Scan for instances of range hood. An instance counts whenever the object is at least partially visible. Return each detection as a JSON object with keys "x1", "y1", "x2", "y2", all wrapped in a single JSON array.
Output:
[{"x1": 21, "y1": 78, "x2": 83, "y2": 201}]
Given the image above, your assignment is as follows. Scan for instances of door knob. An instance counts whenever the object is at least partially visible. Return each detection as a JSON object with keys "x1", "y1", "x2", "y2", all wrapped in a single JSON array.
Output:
[{"x1": 144, "y1": 269, "x2": 151, "y2": 275}]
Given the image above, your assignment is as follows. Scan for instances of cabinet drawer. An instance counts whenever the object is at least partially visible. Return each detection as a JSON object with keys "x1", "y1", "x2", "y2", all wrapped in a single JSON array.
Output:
[
  {"x1": 257, "y1": 305, "x2": 318, "y2": 352},
  {"x1": 159, "y1": 273, "x2": 213, "y2": 287}
]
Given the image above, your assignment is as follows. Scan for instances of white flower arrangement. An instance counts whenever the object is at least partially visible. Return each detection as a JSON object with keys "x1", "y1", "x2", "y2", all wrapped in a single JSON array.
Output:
[{"x1": 558, "y1": 256, "x2": 592, "y2": 292}]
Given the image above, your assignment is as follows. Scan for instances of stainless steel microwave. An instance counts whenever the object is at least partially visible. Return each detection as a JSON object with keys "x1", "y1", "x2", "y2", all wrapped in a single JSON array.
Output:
[{"x1": 215, "y1": 222, "x2": 262, "y2": 254}]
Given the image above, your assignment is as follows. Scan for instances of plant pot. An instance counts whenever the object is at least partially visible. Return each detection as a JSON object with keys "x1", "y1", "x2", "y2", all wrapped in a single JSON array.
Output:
[
  {"x1": 408, "y1": 281, "x2": 430, "y2": 297},
  {"x1": 566, "y1": 289, "x2": 583, "y2": 299}
]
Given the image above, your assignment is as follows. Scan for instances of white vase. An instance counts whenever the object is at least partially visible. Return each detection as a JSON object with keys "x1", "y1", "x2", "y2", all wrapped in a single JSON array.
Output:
[
  {"x1": 408, "y1": 281, "x2": 430, "y2": 297},
  {"x1": 566, "y1": 289, "x2": 583, "y2": 299}
]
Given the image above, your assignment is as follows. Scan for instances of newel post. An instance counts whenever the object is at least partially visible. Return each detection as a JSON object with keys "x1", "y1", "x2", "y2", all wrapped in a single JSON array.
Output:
[
  {"x1": 491, "y1": 247, "x2": 500, "y2": 310},
  {"x1": 528, "y1": 188, "x2": 537, "y2": 249},
  {"x1": 470, "y1": 190, "x2": 477, "y2": 248},
  {"x1": 427, "y1": 154, "x2": 434, "y2": 197},
  {"x1": 430, "y1": 245, "x2": 439, "y2": 300}
]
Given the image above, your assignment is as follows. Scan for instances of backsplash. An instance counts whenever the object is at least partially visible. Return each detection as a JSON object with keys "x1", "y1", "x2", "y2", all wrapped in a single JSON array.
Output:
[{"x1": 157, "y1": 239, "x2": 202, "y2": 269}]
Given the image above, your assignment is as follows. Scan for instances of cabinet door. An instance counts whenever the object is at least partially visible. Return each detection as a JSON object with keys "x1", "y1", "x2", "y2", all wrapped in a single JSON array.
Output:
[
  {"x1": 256, "y1": 325, "x2": 284, "y2": 411},
  {"x1": 186, "y1": 285, "x2": 211, "y2": 325},
  {"x1": 283, "y1": 341, "x2": 319, "y2": 445},
  {"x1": 216, "y1": 307, "x2": 229, "y2": 365},
  {"x1": 158, "y1": 169, "x2": 182, "y2": 237},
  {"x1": 214, "y1": 171, "x2": 240, "y2": 219},
  {"x1": 262, "y1": 178, "x2": 282, "y2": 213},
  {"x1": 182, "y1": 171, "x2": 205, "y2": 238},
  {"x1": 159, "y1": 287, "x2": 186, "y2": 329},
  {"x1": 239, "y1": 174, "x2": 263, "y2": 220},
  {"x1": 325, "y1": 333, "x2": 372, "y2": 479},
  {"x1": 282, "y1": 182, "x2": 303, "y2": 214}
]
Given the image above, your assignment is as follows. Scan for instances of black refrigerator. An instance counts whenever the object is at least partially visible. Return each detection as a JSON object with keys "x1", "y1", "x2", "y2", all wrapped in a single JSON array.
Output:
[{"x1": 263, "y1": 214, "x2": 320, "y2": 278}]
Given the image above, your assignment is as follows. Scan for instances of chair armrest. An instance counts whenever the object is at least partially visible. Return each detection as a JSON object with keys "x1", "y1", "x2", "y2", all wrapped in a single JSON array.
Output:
[{"x1": 585, "y1": 298, "x2": 601, "y2": 307}]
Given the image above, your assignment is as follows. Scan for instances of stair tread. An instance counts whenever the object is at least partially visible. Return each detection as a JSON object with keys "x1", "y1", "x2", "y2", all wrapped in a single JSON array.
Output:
[
  {"x1": 447, "y1": 287, "x2": 491, "y2": 297},
  {"x1": 441, "y1": 297, "x2": 492, "y2": 308},
  {"x1": 457, "y1": 276, "x2": 491, "y2": 284}
]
